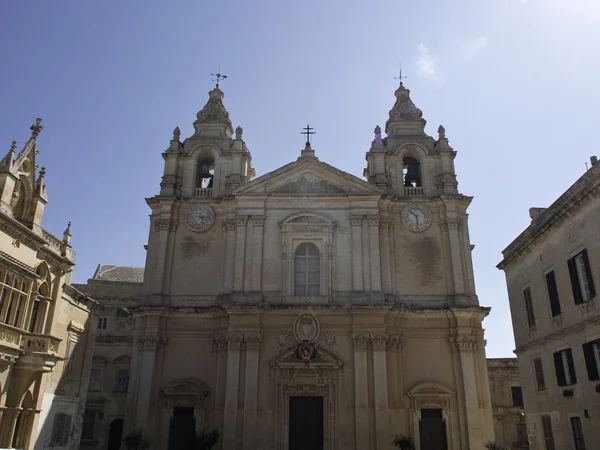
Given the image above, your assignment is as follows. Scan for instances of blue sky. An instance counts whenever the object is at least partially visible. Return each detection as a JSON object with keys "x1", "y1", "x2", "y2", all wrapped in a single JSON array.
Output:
[{"x1": 1, "y1": 0, "x2": 599, "y2": 358}]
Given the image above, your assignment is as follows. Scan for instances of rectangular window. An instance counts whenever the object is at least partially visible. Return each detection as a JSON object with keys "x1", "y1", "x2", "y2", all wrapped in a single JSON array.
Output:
[
  {"x1": 582, "y1": 339, "x2": 600, "y2": 381},
  {"x1": 533, "y1": 357, "x2": 547, "y2": 391},
  {"x1": 516, "y1": 423, "x2": 528, "y2": 444},
  {"x1": 545, "y1": 271, "x2": 562, "y2": 316},
  {"x1": 81, "y1": 410, "x2": 95, "y2": 440},
  {"x1": 542, "y1": 415, "x2": 556, "y2": 450},
  {"x1": 88, "y1": 367, "x2": 102, "y2": 391},
  {"x1": 568, "y1": 249, "x2": 596, "y2": 304},
  {"x1": 97, "y1": 317, "x2": 108, "y2": 330},
  {"x1": 570, "y1": 417, "x2": 586, "y2": 450},
  {"x1": 553, "y1": 348, "x2": 577, "y2": 386},
  {"x1": 114, "y1": 369, "x2": 130, "y2": 391},
  {"x1": 0, "y1": 270, "x2": 31, "y2": 327},
  {"x1": 523, "y1": 287, "x2": 536, "y2": 330},
  {"x1": 50, "y1": 413, "x2": 72, "y2": 446},
  {"x1": 511, "y1": 386, "x2": 524, "y2": 407}
]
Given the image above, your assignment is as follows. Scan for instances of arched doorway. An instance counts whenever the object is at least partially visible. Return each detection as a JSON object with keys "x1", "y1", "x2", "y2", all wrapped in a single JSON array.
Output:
[{"x1": 107, "y1": 418, "x2": 123, "y2": 450}]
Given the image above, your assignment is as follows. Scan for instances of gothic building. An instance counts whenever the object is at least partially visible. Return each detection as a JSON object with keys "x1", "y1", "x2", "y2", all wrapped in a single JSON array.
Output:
[
  {"x1": 0, "y1": 119, "x2": 96, "y2": 449},
  {"x1": 78, "y1": 81, "x2": 494, "y2": 450}
]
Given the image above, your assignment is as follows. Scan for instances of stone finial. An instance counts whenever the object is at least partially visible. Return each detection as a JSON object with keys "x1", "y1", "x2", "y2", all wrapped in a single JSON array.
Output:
[
  {"x1": 438, "y1": 125, "x2": 446, "y2": 139},
  {"x1": 63, "y1": 221, "x2": 72, "y2": 246},
  {"x1": 374, "y1": 125, "x2": 381, "y2": 138},
  {"x1": 30, "y1": 117, "x2": 43, "y2": 137},
  {"x1": 173, "y1": 127, "x2": 181, "y2": 141},
  {"x1": 235, "y1": 126, "x2": 243, "y2": 139},
  {"x1": 39, "y1": 166, "x2": 46, "y2": 178},
  {"x1": 10, "y1": 140, "x2": 17, "y2": 153}
]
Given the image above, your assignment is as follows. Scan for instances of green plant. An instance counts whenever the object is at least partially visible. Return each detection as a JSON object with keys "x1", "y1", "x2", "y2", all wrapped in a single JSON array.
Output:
[
  {"x1": 194, "y1": 429, "x2": 220, "y2": 450},
  {"x1": 122, "y1": 431, "x2": 150, "y2": 450},
  {"x1": 392, "y1": 434, "x2": 415, "y2": 450},
  {"x1": 485, "y1": 443, "x2": 508, "y2": 450}
]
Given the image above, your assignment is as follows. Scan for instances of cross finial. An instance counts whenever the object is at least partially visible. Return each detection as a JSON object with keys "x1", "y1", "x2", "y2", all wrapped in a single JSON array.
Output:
[
  {"x1": 394, "y1": 61, "x2": 407, "y2": 86},
  {"x1": 301, "y1": 124, "x2": 315, "y2": 146},
  {"x1": 211, "y1": 66, "x2": 227, "y2": 88}
]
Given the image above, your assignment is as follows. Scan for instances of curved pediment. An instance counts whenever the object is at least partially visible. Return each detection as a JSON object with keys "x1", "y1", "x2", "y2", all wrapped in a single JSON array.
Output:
[
  {"x1": 408, "y1": 382, "x2": 454, "y2": 398},
  {"x1": 281, "y1": 213, "x2": 331, "y2": 226},
  {"x1": 164, "y1": 378, "x2": 211, "y2": 397}
]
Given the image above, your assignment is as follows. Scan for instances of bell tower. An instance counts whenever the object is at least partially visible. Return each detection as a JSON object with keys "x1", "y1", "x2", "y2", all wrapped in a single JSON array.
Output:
[
  {"x1": 158, "y1": 83, "x2": 255, "y2": 200},
  {"x1": 364, "y1": 82, "x2": 459, "y2": 198}
]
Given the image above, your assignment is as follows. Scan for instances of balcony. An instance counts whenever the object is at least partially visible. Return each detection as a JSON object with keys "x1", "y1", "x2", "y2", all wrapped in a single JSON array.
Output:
[
  {"x1": 404, "y1": 186, "x2": 424, "y2": 196},
  {"x1": 18, "y1": 333, "x2": 62, "y2": 372},
  {"x1": 0, "y1": 322, "x2": 24, "y2": 363},
  {"x1": 193, "y1": 188, "x2": 213, "y2": 197}
]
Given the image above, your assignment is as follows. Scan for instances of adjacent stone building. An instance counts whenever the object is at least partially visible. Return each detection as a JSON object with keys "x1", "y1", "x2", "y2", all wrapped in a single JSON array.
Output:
[
  {"x1": 487, "y1": 358, "x2": 527, "y2": 449},
  {"x1": 498, "y1": 156, "x2": 600, "y2": 449},
  {"x1": 78, "y1": 81, "x2": 496, "y2": 450},
  {"x1": 0, "y1": 119, "x2": 97, "y2": 449}
]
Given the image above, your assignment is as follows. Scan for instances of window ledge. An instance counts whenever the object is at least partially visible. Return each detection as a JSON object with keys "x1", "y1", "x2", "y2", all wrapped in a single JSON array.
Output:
[{"x1": 579, "y1": 297, "x2": 596, "y2": 315}]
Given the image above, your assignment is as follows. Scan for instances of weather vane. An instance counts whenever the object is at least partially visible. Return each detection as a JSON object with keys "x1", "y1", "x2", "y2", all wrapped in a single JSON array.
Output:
[
  {"x1": 301, "y1": 124, "x2": 315, "y2": 146},
  {"x1": 211, "y1": 66, "x2": 227, "y2": 87},
  {"x1": 394, "y1": 61, "x2": 407, "y2": 86}
]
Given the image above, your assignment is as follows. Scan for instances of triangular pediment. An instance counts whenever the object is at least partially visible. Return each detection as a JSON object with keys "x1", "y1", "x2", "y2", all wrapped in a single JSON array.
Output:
[
  {"x1": 233, "y1": 156, "x2": 383, "y2": 196},
  {"x1": 271, "y1": 344, "x2": 343, "y2": 370}
]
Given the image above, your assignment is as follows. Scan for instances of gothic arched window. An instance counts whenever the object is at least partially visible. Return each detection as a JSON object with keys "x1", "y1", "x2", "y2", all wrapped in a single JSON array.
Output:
[{"x1": 294, "y1": 243, "x2": 320, "y2": 296}]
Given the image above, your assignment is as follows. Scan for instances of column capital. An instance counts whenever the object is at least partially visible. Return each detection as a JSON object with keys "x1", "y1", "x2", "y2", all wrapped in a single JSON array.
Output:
[
  {"x1": 245, "y1": 334, "x2": 263, "y2": 350},
  {"x1": 226, "y1": 334, "x2": 244, "y2": 349},
  {"x1": 367, "y1": 215, "x2": 380, "y2": 227},
  {"x1": 154, "y1": 218, "x2": 178, "y2": 233},
  {"x1": 440, "y1": 218, "x2": 461, "y2": 232},
  {"x1": 235, "y1": 215, "x2": 248, "y2": 227},
  {"x1": 352, "y1": 334, "x2": 369, "y2": 349},
  {"x1": 371, "y1": 334, "x2": 388, "y2": 350},
  {"x1": 139, "y1": 334, "x2": 166, "y2": 351},
  {"x1": 252, "y1": 216, "x2": 265, "y2": 227},
  {"x1": 350, "y1": 215, "x2": 363, "y2": 226},
  {"x1": 451, "y1": 336, "x2": 478, "y2": 352},
  {"x1": 388, "y1": 334, "x2": 404, "y2": 350},
  {"x1": 222, "y1": 219, "x2": 237, "y2": 233}
]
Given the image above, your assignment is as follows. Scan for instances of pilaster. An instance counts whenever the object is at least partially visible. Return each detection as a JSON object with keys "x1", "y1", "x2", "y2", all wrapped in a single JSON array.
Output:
[
  {"x1": 371, "y1": 335, "x2": 389, "y2": 449},
  {"x1": 223, "y1": 334, "x2": 243, "y2": 450},
  {"x1": 250, "y1": 216, "x2": 265, "y2": 292},
  {"x1": 152, "y1": 217, "x2": 178, "y2": 294},
  {"x1": 361, "y1": 218, "x2": 371, "y2": 291},
  {"x1": 135, "y1": 334, "x2": 165, "y2": 435},
  {"x1": 441, "y1": 218, "x2": 465, "y2": 294},
  {"x1": 379, "y1": 219, "x2": 392, "y2": 293},
  {"x1": 352, "y1": 334, "x2": 369, "y2": 449},
  {"x1": 222, "y1": 219, "x2": 237, "y2": 292},
  {"x1": 233, "y1": 216, "x2": 248, "y2": 292},
  {"x1": 367, "y1": 216, "x2": 382, "y2": 292},
  {"x1": 242, "y1": 334, "x2": 262, "y2": 450},
  {"x1": 350, "y1": 215, "x2": 363, "y2": 291}
]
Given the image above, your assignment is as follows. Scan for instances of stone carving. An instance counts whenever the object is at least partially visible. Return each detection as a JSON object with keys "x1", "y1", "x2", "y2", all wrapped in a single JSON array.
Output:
[
  {"x1": 388, "y1": 335, "x2": 403, "y2": 350},
  {"x1": 285, "y1": 384, "x2": 328, "y2": 395},
  {"x1": 352, "y1": 334, "x2": 369, "y2": 349},
  {"x1": 374, "y1": 125, "x2": 381, "y2": 138},
  {"x1": 454, "y1": 336, "x2": 477, "y2": 352},
  {"x1": 440, "y1": 218, "x2": 460, "y2": 232},
  {"x1": 273, "y1": 176, "x2": 345, "y2": 195},
  {"x1": 278, "y1": 330, "x2": 288, "y2": 346},
  {"x1": 245, "y1": 334, "x2": 262, "y2": 350},
  {"x1": 140, "y1": 335, "x2": 164, "y2": 351},
  {"x1": 155, "y1": 218, "x2": 177, "y2": 233},
  {"x1": 221, "y1": 219, "x2": 236, "y2": 233},
  {"x1": 253, "y1": 216, "x2": 265, "y2": 227},
  {"x1": 295, "y1": 341, "x2": 317, "y2": 362},
  {"x1": 436, "y1": 173, "x2": 458, "y2": 190},
  {"x1": 235, "y1": 126, "x2": 243, "y2": 139},
  {"x1": 325, "y1": 331, "x2": 335, "y2": 346},
  {"x1": 438, "y1": 125, "x2": 446, "y2": 139},
  {"x1": 196, "y1": 87, "x2": 230, "y2": 122},
  {"x1": 371, "y1": 335, "x2": 388, "y2": 350},
  {"x1": 367, "y1": 216, "x2": 379, "y2": 226},
  {"x1": 290, "y1": 225, "x2": 329, "y2": 233},
  {"x1": 182, "y1": 237, "x2": 210, "y2": 259},
  {"x1": 225, "y1": 334, "x2": 243, "y2": 349},
  {"x1": 160, "y1": 174, "x2": 176, "y2": 188},
  {"x1": 350, "y1": 215, "x2": 363, "y2": 226},
  {"x1": 293, "y1": 313, "x2": 320, "y2": 343},
  {"x1": 185, "y1": 205, "x2": 215, "y2": 232},
  {"x1": 388, "y1": 87, "x2": 423, "y2": 121},
  {"x1": 173, "y1": 127, "x2": 181, "y2": 141},
  {"x1": 235, "y1": 215, "x2": 248, "y2": 227},
  {"x1": 0, "y1": 330, "x2": 22, "y2": 348}
]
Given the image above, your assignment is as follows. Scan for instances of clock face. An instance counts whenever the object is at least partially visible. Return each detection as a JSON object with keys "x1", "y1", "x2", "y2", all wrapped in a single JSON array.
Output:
[
  {"x1": 401, "y1": 204, "x2": 432, "y2": 232},
  {"x1": 185, "y1": 204, "x2": 215, "y2": 232}
]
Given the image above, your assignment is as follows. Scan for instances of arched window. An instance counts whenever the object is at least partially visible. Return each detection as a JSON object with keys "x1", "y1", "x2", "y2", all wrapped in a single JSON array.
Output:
[
  {"x1": 403, "y1": 157, "x2": 421, "y2": 187},
  {"x1": 196, "y1": 158, "x2": 215, "y2": 188},
  {"x1": 294, "y1": 243, "x2": 320, "y2": 296}
]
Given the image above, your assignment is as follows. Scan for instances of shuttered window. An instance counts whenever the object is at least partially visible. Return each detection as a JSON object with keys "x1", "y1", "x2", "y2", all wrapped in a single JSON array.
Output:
[
  {"x1": 545, "y1": 271, "x2": 562, "y2": 317},
  {"x1": 553, "y1": 348, "x2": 577, "y2": 386},
  {"x1": 50, "y1": 413, "x2": 72, "y2": 446},
  {"x1": 523, "y1": 287, "x2": 536, "y2": 330},
  {"x1": 568, "y1": 249, "x2": 596, "y2": 304},
  {"x1": 570, "y1": 417, "x2": 586, "y2": 450},
  {"x1": 541, "y1": 415, "x2": 556, "y2": 450},
  {"x1": 516, "y1": 423, "x2": 528, "y2": 445},
  {"x1": 582, "y1": 340, "x2": 600, "y2": 381},
  {"x1": 533, "y1": 358, "x2": 546, "y2": 391}
]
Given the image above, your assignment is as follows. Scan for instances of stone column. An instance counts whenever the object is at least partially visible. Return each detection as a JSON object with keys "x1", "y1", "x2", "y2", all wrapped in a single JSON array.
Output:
[
  {"x1": 213, "y1": 338, "x2": 227, "y2": 432},
  {"x1": 442, "y1": 219, "x2": 465, "y2": 294},
  {"x1": 352, "y1": 335, "x2": 369, "y2": 449},
  {"x1": 135, "y1": 335, "x2": 162, "y2": 436},
  {"x1": 152, "y1": 218, "x2": 175, "y2": 295},
  {"x1": 222, "y1": 220, "x2": 237, "y2": 292},
  {"x1": 250, "y1": 217, "x2": 265, "y2": 292},
  {"x1": 455, "y1": 336, "x2": 483, "y2": 448},
  {"x1": 350, "y1": 216, "x2": 363, "y2": 291},
  {"x1": 162, "y1": 219, "x2": 179, "y2": 293},
  {"x1": 223, "y1": 334, "x2": 243, "y2": 450},
  {"x1": 372, "y1": 335, "x2": 389, "y2": 450},
  {"x1": 0, "y1": 407, "x2": 20, "y2": 447},
  {"x1": 367, "y1": 216, "x2": 382, "y2": 292},
  {"x1": 233, "y1": 216, "x2": 248, "y2": 292},
  {"x1": 361, "y1": 219, "x2": 371, "y2": 291},
  {"x1": 242, "y1": 334, "x2": 262, "y2": 450}
]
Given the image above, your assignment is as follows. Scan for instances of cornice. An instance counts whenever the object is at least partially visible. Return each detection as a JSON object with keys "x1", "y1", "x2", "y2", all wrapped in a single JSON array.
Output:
[{"x1": 499, "y1": 163, "x2": 600, "y2": 270}]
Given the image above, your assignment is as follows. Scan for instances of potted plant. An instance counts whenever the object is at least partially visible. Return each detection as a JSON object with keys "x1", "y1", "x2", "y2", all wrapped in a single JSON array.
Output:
[
  {"x1": 392, "y1": 434, "x2": 415, "y2": 450},
  {"x1": 194, "y1": 429, "x2": 220, "y2": 450},
  {"x1": 122, "y1": 431, "x2": 150, "y2": 450}
]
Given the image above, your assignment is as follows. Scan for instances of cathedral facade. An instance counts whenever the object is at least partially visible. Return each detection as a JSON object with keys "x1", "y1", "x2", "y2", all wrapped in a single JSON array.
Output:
[{"x1": 80, "y1": 82, "x2": 494, "y2": 450}]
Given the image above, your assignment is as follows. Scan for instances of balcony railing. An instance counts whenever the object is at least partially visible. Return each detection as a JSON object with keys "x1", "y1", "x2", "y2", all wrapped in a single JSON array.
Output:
[
  {"x1": 21, "y1": 333, "x2": 61, "y2": 355},
  {"x1": 404, "y1": 186, "x2": 424, "y2": 196},
  {"x1": 193, "y1": 188, "x2": 213, "y2": 197},
  {"x1": 0, "y1": 322, "x2": 24, "y2": 352}
]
